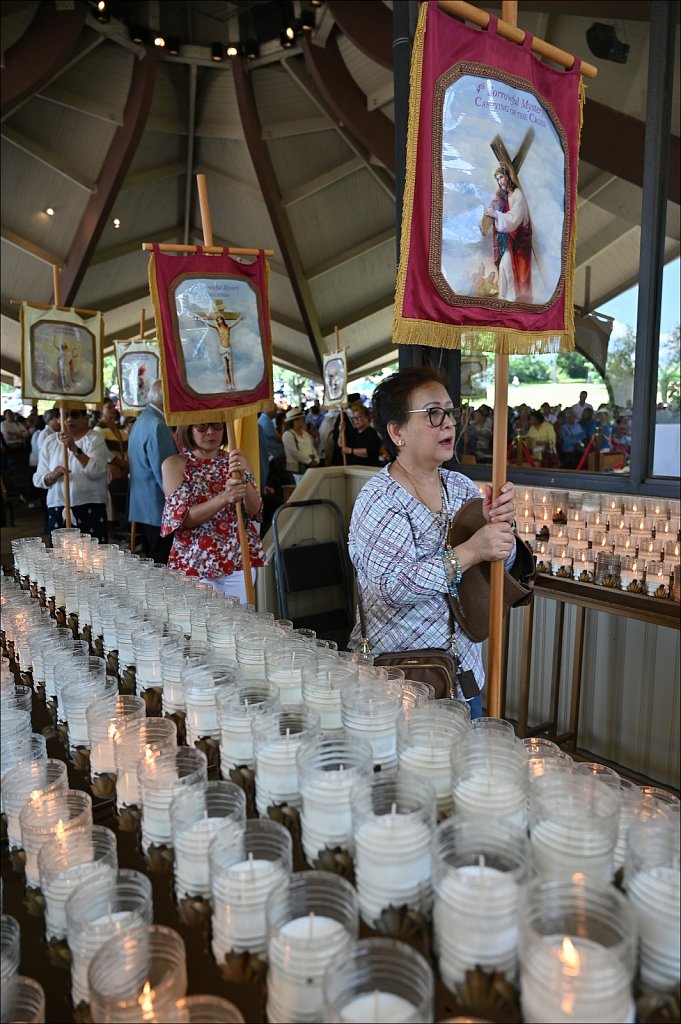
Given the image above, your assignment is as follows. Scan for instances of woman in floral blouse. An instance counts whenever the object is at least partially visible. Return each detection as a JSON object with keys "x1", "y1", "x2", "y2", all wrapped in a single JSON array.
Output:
[{"x1": 161, "y1": 421, "x2": 265, "y2": 602}]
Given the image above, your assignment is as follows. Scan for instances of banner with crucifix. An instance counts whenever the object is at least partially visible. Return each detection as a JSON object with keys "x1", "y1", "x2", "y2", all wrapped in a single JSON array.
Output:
[
  {"x1": 394, "y1": 1, "x2": 585, "y2": 354},
  {"x1": 147, "y1": 245, "x2": 273, "y2": 427},
  {"x1": 114, "y1": 339, "x2": 160, "y2": 416},
  {"x1": 20, "y1": 302, "x2": 104, "y2": 406}
]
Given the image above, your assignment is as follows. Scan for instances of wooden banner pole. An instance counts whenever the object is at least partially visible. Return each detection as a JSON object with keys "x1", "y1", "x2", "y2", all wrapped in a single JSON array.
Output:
[
  {"x1": 335, "y1": 326, "x2": 348, "y2": 467},
  {"x1": 486, "y1": 0, "x2": 519, "y2": 719},
  {"x1": 139, "y1": 308, "x2": 145, "y2": 341},
  {"x1": 141, "y1": 243, "x2": 274, "y2": 256},
  {"x1": 195, "y1": 173, "x2": 256, "y2": 607},
  {"x1": 52, "y1": 265, "x2": 72, "y2": 530},
  {"x1": 10, "y1": 299, "x2": 101, "y2": 316}
]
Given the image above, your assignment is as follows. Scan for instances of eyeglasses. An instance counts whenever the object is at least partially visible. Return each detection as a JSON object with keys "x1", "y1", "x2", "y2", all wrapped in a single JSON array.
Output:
[
  {"x1": 193, "y1": 423, "x2": 223, "y2": 433},
  {"x1": 408, "y1": 407, "x2": 461, "y2": 428},
  {"x1": 65, "y1": 411, "x2": 85, "y2": 419}
]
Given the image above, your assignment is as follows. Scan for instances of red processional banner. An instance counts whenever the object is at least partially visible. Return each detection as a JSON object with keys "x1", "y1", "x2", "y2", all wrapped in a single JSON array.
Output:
[
  {"x1": 394, "y1": 2, "x2": 585, "y2": 355},
  {"x1": 148, "y1": 246, "x2": 273, "y2": 426}
]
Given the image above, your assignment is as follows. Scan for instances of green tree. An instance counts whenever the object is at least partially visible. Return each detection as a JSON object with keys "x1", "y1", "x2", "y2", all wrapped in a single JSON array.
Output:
[
  {"x1": 508, "y1": 355, "x2": 550, "y2": 383},
  {"x1": 605, "y1": 326, "x2": 636, "y2": 407},
  {"x1": 557, "y1": 351, "x2": 590, "y2": 380}
]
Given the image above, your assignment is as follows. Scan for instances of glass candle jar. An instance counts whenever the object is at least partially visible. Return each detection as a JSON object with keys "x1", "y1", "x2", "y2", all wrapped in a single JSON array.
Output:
[
  {"x1": 88, "y1": 924, "x2": 187, "y2": 1024},
  {"x1": 46, "y1": 639, "x2": 89, "y2": 701},
  {"x1": 264, "y1": 646, "x2": 317, "y2": 705},
  {"x1": 451, "y1": 734, "x2": 529, "y2": 829},
  {"x1": 168, "y1": 995, "x2": 245, "y2": 1023},
  {"x1": 206, "y1": 609, "x2": 242, "y2": 667},
  {"x1": 432, "y1": 817, "x2": 530, "y2": 988},
  {"x1": 86, "y1": 695, "x2": 146, "y2": 780},
  {"x1": 55, "y1": 655, "x2": 107, "y2": 722},
  {"x1": 624, "y1": 818, "x2": 680, "y2": 993},
  {"x1": 518, "y1": 877, "x2": 636, "y2": 1024},
  {"x1": 252, "y1": 705, "x2": 322, "y2": 818},
  {"x1": 340, "y1": 681, "x2": 404, "y2": 771},
  {"x1": 138, "y1": 747, "x2": 208, "y2": 853},
  {"x1": 216, "y1": 681, "x2": 281, "y2": 774},
  {"x1": 398, "y1": 702, "x2": 471, "y2": 816},
  {"x1": 266, "y1": 871, "x2": 359, "y2": 1024},
  {"x1": 65, "y1": 868, "x2": 154, "y2": 1009},
  {"x1": 323, "y1": 938, "x2": 434, "y2": 1024},
  {"x1": 0, "y1": 974, "x2": 45, "y2": 1023},
  {"x1": 160, "y1": 640, "x2": 213, "y2": 716},
  {"x1": 171, "y1": 780, "x2": 247, "y2": 901},
  {"x1": 2, "y1": 758, "x2": 69, "y2": 850},
  {"x1": 301, "y1": 665, "x2": 357, "y2": 731},
  {"x1": 132, "y1": 621, "x2": 183, "y2": 695},
  {"x1": 62, "y1": 676, "x2": 118, "y2": 751},
  {"x1": 351, "y1": 775, "x2": 436, "y2": 928},
  {"x1": 38, "y1": 825, "x2": 118, "y2": 941},
  {"x1": 209, "y1": 818, "x2": 292, "y2": 960},
  {"x1": 0, "y1": 914, "x2": 20, "y2": 988},
  {"x1": 235, "y1": 625, "x2": 285, "y2": 681},
  {"x1": 297, "y1": 733, "x2": 373, "y2": 865},
  {"x1": 19, "y1": 789, "x2": 93, "y2": 888},
  {"x1": 529, "y1": 773, "x2": 621, "y2": 883},
  {"x1": 112, "y1": 718, "x2": 178, "y2": 811},
  {"x1": 182, "y1": 665, "x2": 238, "y2": 747}
]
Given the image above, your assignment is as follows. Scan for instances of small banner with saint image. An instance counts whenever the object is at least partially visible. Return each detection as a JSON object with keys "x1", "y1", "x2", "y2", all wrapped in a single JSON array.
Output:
[
  {"x1": 322, "y1": 350, "x2": 348, "y2": 410},
  {"x1": 114, "y1": 339, "x2": 160, "y2": 416},
  {"x1": 393, "y1": 1, "x2": 585, "y2": 355},
  {"x1": 20, "y1": 302, "x2": 104, "y2": 406},
  {"x1": 148, "y1": 245, "x2": 273, "y2": 426}
]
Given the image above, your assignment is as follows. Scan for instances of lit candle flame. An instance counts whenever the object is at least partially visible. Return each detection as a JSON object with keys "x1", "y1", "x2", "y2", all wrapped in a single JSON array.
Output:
[
  {"x1": 559, "y1": 935, "x2": 581, "y2": 975},
  {"x1": 144, "y1": 746, "x2": 156, "y2": 765},
  {"x1": 30, "y1": 789, "x2": 42, "y2": 803},
  {"x1": 55, "y1": 819, "x2": 66, "y2": 841},
  {"x1": 108, "y1": 723, "x2": 118, "y2": 740},
  {"x1": 139, "y1": 980, "x2": 154, "y2": 1017}
]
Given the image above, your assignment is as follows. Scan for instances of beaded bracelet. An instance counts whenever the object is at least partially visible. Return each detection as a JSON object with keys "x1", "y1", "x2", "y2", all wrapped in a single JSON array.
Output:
[{"x1": 442, "y1": 545, "x2": 463, "y2": 599}]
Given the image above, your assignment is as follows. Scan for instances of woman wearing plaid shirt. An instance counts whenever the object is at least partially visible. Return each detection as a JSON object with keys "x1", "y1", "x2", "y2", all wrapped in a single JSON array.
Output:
[{"x1": 348, "y1": 367, "x2": 516, "y2": 718}]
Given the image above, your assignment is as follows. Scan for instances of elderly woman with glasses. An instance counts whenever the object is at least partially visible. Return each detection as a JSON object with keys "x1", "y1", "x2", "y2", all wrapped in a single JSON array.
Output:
[
  {"x1": 348, "y1": 367, "x2": 517, "y2": 718},
  {"x1": 161, "y1": 421, "x2": 265, "y2": 602},
  {"x1": 33, "y1": 404, "x2": 109, "y2": 544}
]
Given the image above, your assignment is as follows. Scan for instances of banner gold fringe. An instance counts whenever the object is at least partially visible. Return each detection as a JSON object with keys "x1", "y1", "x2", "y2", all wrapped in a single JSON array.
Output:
[
  {"x1": 147, "y1": 252, "x2": 273, "y2": 428},
  {"x1": 393, "y1": 2, "x2": 585, "y2": 357}
]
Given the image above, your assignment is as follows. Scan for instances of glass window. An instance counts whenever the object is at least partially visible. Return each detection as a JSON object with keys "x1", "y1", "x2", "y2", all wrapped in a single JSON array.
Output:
[{"x1": 652, "y1": 257, "x2": 680, "y2": 477}]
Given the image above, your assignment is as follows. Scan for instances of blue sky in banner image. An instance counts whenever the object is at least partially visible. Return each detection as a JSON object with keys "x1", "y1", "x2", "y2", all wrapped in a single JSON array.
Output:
[
  {"x1": 440, "y1": 74, "x2": 565, "y2": 305},
  {"x1": 174, "y1": 277, "x2": 265, "y2": 395}
]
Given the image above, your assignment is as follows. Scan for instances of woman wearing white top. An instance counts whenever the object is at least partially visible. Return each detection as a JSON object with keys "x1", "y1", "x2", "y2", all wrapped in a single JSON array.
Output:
[
  {"x1": 282, "y1": 408, "x2": 319, "y2": 483},
  {"x1": 33, "y1": 405, "x2": 108, "y2": 544}
]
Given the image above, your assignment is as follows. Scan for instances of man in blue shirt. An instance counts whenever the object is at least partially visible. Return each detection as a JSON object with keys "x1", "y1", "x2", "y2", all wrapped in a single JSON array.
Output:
[{"x1": 127, "y1": 380, "x2": 177, "y2": 563}]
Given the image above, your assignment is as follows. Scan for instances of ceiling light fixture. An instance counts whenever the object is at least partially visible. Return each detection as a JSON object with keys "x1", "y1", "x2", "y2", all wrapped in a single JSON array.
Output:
[
  {"x1": 45, "y1": 207, "x2": 55, "y2": 217},
  {"x1": 94, "y1": 1, "x2": 109, "y2": 24},
  {"x1": 280, "y1": 28, "x2": 294, "y2": 49},
  {"x1": 226, "y1": 42, "x2": 242, "y2": 58},
  {"x1": 166, "y1": 36, "x2": 181, "y2": 56},
  {"x1": 310, "y1": 0, "x2": 322, "y2": 7},
  {"x1": 244, "y1": 38, "x2": 259, "y2": 60},
  {"x1": 129, "y1": 24, "x2": 149, "y2": 45},
  {"x1": 211, "y1": 42, "x2": 225, "y2": 62},
  {"x1": 153, "y1": 32, "x2": 166, "y2": 48},
  {"x1": 113, "y1": 218, "x2": 121, "y2": 229},
  {"x1": 301, "y1": 10, "x2": 316, "y2": 32}
]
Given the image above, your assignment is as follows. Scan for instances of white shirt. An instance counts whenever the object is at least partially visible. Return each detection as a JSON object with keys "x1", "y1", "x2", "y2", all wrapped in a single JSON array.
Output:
[
  {"x1": 1, "y1": 420, "x2": 28, "y2": 446},
  {"x1": 282, "y1": 428, "x2": 317, "y2": 474},
  {"x1": 571, "y1": 401, "x2": 593, "y2": 419},
  {"x1": 33, "y1": 429, "x2": 108, "y2": 508}
]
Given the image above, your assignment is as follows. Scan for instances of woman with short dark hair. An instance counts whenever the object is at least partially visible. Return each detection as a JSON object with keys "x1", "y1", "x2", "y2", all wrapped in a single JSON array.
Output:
[
  {"x1": 348, "y1": 367, "x2": 517, "y2": 718},
  {"x1": 161, "y1": 421, "x2": 265, "y2": 601}
]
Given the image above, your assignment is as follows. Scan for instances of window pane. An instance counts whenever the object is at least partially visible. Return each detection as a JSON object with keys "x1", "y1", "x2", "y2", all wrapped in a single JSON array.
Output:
[{"x1": 652, "y1": 258, "x2": 680, "y2": 478}]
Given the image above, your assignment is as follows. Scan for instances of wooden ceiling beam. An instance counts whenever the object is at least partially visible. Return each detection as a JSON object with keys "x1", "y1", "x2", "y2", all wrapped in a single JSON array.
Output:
[
  {"x1": 582, "y1": 99, "x2": 679, "y2": 206},
  {"x1": 1, "y1": 227, "x2": 63, "y2": 268},
  {"x1": 322, "y1": 294, "x2": 394, "y2": 335},
  {"x1": 301, "y1": 32, "x2": 394, "y2": 174},
  {"x1": 90, "y1": 227, "x2": 178, "y2": 267},
  {"x1": 282, "y1": 157, "x2": 364, "y2": 207},
  {"x1": 120, "y1": 163, "x2": 186, "y2": 191},
  {"x1": 261, "y1": 116, "x2": 331, "y2": 139},
  {"x1": 2, "y1": 125, "x2": 97, "y2": 192},
  {"x1": 307, "y1": 227, "x2": 395, "y2": 280},
  {"x1": 1, "y1": 1, "x2": 87, "y2": 120},
  {"x1": 325, "y1": 0, "x2": 393, "y2": 71},
  {"x1": 37, "y1": 84, "x2": 124, "y2": 126},
  {"x1": 187, "y1": 228, "x2": 288, "y2": 279},
  {"x1": 60, "y1": 49, "x2": 158, "y2": 306},
  {"x1": 232, "y1": 58, "x2": 325, "y2": 376},
  {"x1": 194, "y1": 165, "x2": 263, "y2": 204}
]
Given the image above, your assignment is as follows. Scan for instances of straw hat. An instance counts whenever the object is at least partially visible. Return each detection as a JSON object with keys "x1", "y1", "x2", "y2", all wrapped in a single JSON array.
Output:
[
  {"x1": 446, "y1": 498, "x2": 535, "y2": 643},
  {"x1": 285, "y1": 407, "x2": 304, "y2": 423}
]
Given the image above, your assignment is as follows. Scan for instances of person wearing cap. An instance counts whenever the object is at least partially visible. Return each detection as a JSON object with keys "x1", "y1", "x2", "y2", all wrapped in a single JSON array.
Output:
[
  {"x1": 348, "y1": 367, "x2": 517, "y2": 718},
  {"x1": 282, "y1": 408, "x2": 319, "y2": 482},
  {"x1": 33, "y1": 404, "x2": 108, "y2": 544}
]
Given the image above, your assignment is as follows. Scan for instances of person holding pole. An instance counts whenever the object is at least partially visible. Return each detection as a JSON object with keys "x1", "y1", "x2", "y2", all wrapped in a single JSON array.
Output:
[
  {"x1": 160, "y1": 421, "x2": 265, "y2": 602},
  {"x1": 348, "y1": 367, "x2": 516, "y2": 718},
  {"x1": 33, "y1": 404, "x2": 108, "y2": 544}
]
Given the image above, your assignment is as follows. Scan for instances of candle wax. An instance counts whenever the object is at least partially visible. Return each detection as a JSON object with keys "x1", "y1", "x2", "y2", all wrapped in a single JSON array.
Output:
[{"x1": 339, "y1": 991, "x2": 418, "y2": 1023}]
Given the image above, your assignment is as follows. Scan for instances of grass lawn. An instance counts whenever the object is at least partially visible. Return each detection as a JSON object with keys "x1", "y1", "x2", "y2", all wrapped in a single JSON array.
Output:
[{"x1": 475, "y1": 380, "x2": 612, "y2": 412}]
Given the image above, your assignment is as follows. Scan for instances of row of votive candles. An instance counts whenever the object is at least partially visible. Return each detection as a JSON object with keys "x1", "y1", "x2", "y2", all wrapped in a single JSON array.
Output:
[{"x1": 518, "y1": 488, "x2": 678, "y2": 519}]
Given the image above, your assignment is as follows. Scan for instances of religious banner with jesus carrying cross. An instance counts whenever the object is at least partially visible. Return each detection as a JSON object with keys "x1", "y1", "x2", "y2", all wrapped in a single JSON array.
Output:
[{"x1": 394, "y1": 0, "x2": 585, "y2": 355}]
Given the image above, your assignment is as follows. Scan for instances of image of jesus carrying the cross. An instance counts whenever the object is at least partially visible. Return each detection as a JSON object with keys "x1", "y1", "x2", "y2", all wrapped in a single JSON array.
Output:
[{"x1": 481, "y1": 130, "x2": 534, "y2": 303}]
